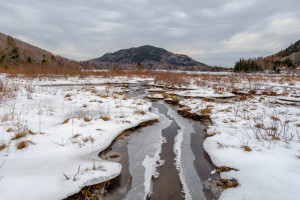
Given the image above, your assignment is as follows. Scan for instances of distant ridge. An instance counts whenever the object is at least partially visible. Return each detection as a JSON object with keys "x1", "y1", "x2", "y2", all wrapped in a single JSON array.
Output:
[
  {"x1": 87, "y1": 45, "x2": 211, "y2": 71},
  {"x1": 275, "y1": 40, "x2": 300, "y2": 64},
  {"x1": 0, "y1": 32, "x2": 78, "y2": 67}
]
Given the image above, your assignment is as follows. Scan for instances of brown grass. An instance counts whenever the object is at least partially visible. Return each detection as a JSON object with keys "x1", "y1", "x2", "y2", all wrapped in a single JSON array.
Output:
[
  {"x1": 62, "y1": 118, "x2": 70, "y2": 124},
  {"x1": 72, "y1": 133, "x2": 81, "y2": 139},
  {"x1": 241, "y1": 145, "x2": 252, "y2": 152},
  {"x1": 217, "y1": 166, "x2": 236, "y2": 173},
  {"x1": 64, "y1": 94, "x2": 71, "y2": 98},
  {"x1": 271, "y1": 116, "x2": 280, "y2": 121},
  {"x1": 205, "y1": 132, "x2": 216, "y2": 138},
  {"x1": 11, "y1": 132, "x2": 27, "y2": 140},
  {"x1": 200, "y1": 108, "x2": 212, "y2": 115},
  {"x1": 162, "y1": 93, "x2": 170, "y2": 99},
  {"x1": 203, "y1": 98, "x2": 215, "y2": 102},
  {"x1": 101, "y1": 116, "x2": 110, "y2": 121},
  {"x1": 135, "y1": 110, "x2": 146, "y2": 115},
  {"x1": 109, "y1": 154, "x2": 120, "y2": 159},
  {"x1": 16, "y1": 140, "x2": 34, "y2": 149},
  {"x1": 217, "y1": 178, "x2": 238, "y2": 189},
  {"x1": 240, "y1": 95, "x2": 247, "y2": 101},
  {"x1": 83, "y1": 117, "x2": 91, "y2": 122},
  {"x1": 0, "y1": 142, "x2": 7, "y2": 151},
  {"x1": 6, "y1": 128, "x2": 13, "y2": 132}
]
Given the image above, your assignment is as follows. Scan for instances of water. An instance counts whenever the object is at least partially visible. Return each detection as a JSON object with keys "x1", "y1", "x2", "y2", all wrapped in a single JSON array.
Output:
[{"x1": 65, "y1": 82, "x2": 222, "y2": 200}]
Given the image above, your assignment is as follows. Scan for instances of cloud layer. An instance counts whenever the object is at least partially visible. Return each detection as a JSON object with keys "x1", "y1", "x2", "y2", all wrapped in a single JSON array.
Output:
[{"x1": 1, "y1": 0, "x2": 299, "y2": 67}]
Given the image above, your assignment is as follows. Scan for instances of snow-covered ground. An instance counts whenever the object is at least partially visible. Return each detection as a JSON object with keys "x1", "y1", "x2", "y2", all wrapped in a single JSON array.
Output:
[
  {"x1": 1, "y1": 72, "x2": 300, "y2": 200},
  {"x1": 0, "y1": 75, "x2": 157, "y2": 200},
  {"x1": 176, "y1": 75, "x2": 300, "y2": 200}
]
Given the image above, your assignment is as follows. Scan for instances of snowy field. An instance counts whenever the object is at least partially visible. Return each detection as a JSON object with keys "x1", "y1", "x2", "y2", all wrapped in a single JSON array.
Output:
[
  {"x1": 0, "y1": 74, "x2": 157, "y2": 200},
  {"x1": 170, "y1": 74, "x2": 300, "y2": 200},
  {"x1": 1, "y1": 72, "x2": 300, "y2": 200}
]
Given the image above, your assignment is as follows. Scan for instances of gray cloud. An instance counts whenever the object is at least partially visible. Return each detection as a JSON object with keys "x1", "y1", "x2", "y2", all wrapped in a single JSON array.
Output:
[{"x1": 0, "y1": 0, "x2": 299, "y2": 67}]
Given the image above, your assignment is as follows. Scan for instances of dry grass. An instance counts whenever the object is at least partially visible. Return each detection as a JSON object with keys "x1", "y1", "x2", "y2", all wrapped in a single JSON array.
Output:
[
  {"x1": 11, "y1": 132, "x2": 27, "y2": 140},
  {"x1": 0, "y1": 141, "x2": 7, "y2": 151},
  {"x1": 162, "y1": 93, "x2": 170, "y2": 99},
  {"x1": 64, "y1": 94, "x2": 72, "y2": 98},
  {"x1": 83, "y1": 117, "x2": 91, "y2": 122},
  {"x1": 217, "y1": 178, "x2": 238, "y2": 189},
  {"x1": 16, "y1": 140, "x2": 34, "y2": 149},
  {"x1": 109, "y1": 154, "x2": 120, "y2": 159},
  {"x1": 6, "y1": 128, "x2": 13, "y2": 132},
  {"x1": 200, "y1": 108, "x2": 212, "y2": 115},
  {"x1": 62, "y1": 118, "x2": 70, "y2": 124},
  {"x1": 241, "y1": 145, "x2": 252, "y2": 152},
  {"x1": 240, "y1": 95, "x2": 247, "y2": 101},
  {"x1": 217, "y1": 166, "x2": 236, "y2": 173},
  {"x1": 1, "y1": 114, "x2": 9, "y2": 122},
  {"x1": 205, "y1": 132, "x2": 216, "y2": 138},
  {"x1": 135, "y1": 110, "x2": 146, "y2": 115},
  {"x1": 82, "y1": 136, "x2": 94, "y2": 143},
  {"x1": 72, "y1": 133, "x2": 81, "y2": 139},
  {"x1": 101, "y1": 116, "x2": 110, "y2": 121}
]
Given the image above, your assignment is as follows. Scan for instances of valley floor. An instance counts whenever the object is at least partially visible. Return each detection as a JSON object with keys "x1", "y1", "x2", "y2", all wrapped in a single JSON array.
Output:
[{"x1": 0, "y1": 72, "x2": 300, "y2": 200}]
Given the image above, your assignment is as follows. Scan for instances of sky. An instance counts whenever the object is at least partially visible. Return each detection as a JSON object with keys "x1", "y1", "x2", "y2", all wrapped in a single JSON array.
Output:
[{"x1": 0, "y1": 0, "x2": 299, "y2": 67}]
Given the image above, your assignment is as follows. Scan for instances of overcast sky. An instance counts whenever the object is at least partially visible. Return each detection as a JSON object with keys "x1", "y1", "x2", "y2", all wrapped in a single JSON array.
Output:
[{"x1": 1, "y1": 0, "x2": 299, "y2": 67}]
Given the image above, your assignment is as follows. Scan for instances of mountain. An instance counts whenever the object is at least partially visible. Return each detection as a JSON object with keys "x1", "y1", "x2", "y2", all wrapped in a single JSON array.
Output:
[
  {"x1": 234, "y1": 40, "x2": 300, "y2": 72},
  {"x1": 87, "y1": 45, "x2": 211, "y2": 71},
  {"x1": 0, "y1": 32, "x2": 79, "y2": 67},
  {"x1": 275, "y1": 40, "x2": 300, "y2": 64}
]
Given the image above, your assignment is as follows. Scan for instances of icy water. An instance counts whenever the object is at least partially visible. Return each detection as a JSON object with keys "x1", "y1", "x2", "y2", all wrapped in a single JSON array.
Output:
[
  {"x1": 99, "y1": 82, "x2": 221, "y2": 200},
  {"x1": 148, "y1": 103, "x2": 184, "y2": 200},
  {"x1": 65, "y1": 81, "x2": 222, "y2": 200}
]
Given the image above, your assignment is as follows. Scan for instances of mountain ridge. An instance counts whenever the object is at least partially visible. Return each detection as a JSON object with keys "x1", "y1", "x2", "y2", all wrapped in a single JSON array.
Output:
[
  {"x1": 0, "y1": 32, "x2": 79, "y2": 68},
  {"x1": 87, "y1": 45, "x2": 211, "y2": 70}
]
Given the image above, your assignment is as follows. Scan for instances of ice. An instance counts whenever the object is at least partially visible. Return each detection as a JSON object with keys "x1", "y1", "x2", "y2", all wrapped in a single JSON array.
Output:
[
  {"x1": 168, "y1": 105, "x2": 206, "y2": 200},
  {"x1": 125, "y1": 106, "x2": 172, "y2": 199}
]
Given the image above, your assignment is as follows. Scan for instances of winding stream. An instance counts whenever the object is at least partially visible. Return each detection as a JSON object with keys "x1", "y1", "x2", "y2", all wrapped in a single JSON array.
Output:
[
  {"x1": 99, "y1": 81, "x2": 222, "y2": 200},
  {"x1": 64, "y1": 81, "x2": 222, "y2": 200}
]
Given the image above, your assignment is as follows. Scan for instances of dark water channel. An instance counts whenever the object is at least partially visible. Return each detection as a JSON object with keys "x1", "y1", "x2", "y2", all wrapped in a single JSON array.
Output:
[
  {"x1": 98, "y1": 81, "x2": 221, "y2": 200},
  {"x1": 149, "y1": 104, "x2": 184, "y2": 200}
]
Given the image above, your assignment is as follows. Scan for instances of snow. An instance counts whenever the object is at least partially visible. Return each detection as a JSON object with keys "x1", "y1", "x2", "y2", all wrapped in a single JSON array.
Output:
[
  {"x1": 146, "y1": 93, "x2": 164, "y2": 99},
  {"x1": 169, "y1": 89, "x2": 236, "y2": 98},
  {"x1": 179, "y1": 87, "x2": 300, "y2": 200},
  {"x1": 0, "y1": 75, "x2": 158, "y2": 200},
  {"x1": 1, "y1": 72, "x2": 300, "y2": 200}
]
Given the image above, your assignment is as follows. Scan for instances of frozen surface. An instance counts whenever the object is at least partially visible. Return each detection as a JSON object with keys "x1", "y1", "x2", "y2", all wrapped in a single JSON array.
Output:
[
  {"x1": 125, "y1": 106, "x2": 171, "y2": 199},
  {"x1": 168, "y1": 106, "x2": 206, "y2": 200}
]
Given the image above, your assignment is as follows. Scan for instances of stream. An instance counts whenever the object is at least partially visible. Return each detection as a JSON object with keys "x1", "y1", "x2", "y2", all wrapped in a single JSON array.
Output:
[
  {"x1": 62, "y1": 81, "x2": 222, "y2": 200},
  {"x1": 98, "y1": 81, "x2": 222, "y2": 200}
]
